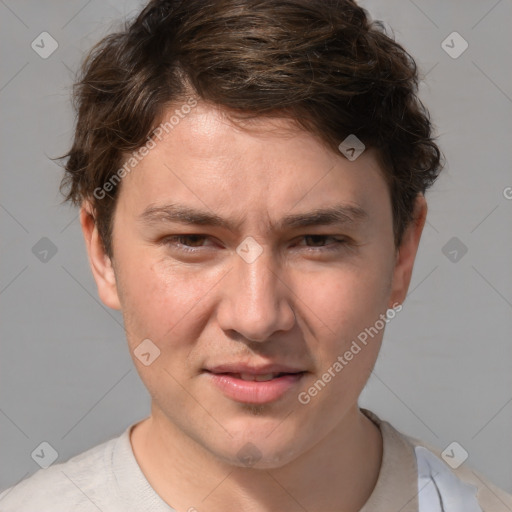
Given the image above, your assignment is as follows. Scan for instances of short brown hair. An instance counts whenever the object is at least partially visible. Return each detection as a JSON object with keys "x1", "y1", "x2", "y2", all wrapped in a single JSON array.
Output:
[{"x1": 58, "y1": 0, "x2": 443, "y2": 258}]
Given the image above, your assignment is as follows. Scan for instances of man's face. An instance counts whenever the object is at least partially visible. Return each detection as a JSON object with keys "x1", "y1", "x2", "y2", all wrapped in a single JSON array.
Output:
[{"x1": 86, "y1": 102, "x2": 420, "y2": 468}]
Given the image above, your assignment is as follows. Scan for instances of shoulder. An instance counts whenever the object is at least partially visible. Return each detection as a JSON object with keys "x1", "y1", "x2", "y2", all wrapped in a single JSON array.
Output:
[
  {"x1": 405, "y1": 432, "x2": 512, "y2": 512},
  {"x1": 361, "y1": 408, "x2": 512, "y2": 512},
  {"x1": 0, "y1": 432, "x2": 123, "y2": 512}
]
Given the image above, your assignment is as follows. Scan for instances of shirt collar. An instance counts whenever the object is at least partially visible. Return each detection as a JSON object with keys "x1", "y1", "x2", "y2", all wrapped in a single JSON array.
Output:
[{"x1": 359, "y1": 408, "x2": 419, "y2": 512}]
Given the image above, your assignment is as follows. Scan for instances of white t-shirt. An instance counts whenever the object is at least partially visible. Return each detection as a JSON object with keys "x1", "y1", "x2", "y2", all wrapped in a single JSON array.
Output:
[{"x1": 1, "y1": 408, "x2": 510, "y2": 511}]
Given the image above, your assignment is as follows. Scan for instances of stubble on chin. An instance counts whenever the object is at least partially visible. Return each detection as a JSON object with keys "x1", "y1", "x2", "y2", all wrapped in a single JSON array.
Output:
[{"x1": 239, "y1": 402, "x2": 268, "y2": 416}]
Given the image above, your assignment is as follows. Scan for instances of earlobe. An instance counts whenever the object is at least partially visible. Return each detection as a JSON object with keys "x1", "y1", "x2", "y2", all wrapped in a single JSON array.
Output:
[
  {"x1": 388, "y1": 195, "x2": 428, "y2": 308},
  {"x1": 80, "y1": 202, "x2": 121, "y2": 311}
]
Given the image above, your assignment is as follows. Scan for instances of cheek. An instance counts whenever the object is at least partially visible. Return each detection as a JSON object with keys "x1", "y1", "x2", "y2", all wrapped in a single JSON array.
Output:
[
  {"x1": 116, "y1": 255, "x2": 224, "y2": 404},
  {"x1": 294, "y1": 266, "x2": 391, "y2": 409},
  {"x1": 296, "y1": 259, "x2": 393, "y2": 340},
  {"x1": 117, "y1": 252, "x2": 222, "y2": 349}
]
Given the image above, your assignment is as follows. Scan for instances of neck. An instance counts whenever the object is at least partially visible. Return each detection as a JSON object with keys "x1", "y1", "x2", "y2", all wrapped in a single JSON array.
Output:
[{"x1": 130, "y1": 405, "x2": 382, "y2": 512}]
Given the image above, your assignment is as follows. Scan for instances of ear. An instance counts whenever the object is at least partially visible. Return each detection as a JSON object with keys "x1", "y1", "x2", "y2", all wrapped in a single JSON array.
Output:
[
  {"x1": 80, "y1": 201, "x2": 121, "y2": 310},
  {"x1": 388, "y1": 194, "x2": 428, "y2": 308}
]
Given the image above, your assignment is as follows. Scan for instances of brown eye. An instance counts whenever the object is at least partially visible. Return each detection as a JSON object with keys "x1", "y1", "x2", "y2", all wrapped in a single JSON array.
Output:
[
  {"x1": 176, "y1": 235, "x2": 207, "y2": 247},
  {"x1": 162, "y1": 234, "x2": 212, "y2": 253},
  {"x1": 299, "y1": 235, "x2": 347, "y2": 250}
]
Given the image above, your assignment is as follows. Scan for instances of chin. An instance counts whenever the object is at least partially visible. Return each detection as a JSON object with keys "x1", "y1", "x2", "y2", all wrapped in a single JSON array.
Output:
[
  {"x1": 223, "y1": 444, "x2": 302, "y2": 470},
  {"x1": 207, "y1": 423, "x2": 307, "y2": 470}
]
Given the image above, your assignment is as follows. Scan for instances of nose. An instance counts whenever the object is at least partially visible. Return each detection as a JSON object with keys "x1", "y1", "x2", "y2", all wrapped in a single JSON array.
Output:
[{"x1": 216, "y1": 243, "x2": 296, "y2": 342}]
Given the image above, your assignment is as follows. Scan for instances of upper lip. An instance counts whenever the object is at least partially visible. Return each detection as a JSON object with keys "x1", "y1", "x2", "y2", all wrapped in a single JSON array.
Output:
[{"x1": 204, "y1": 363, "x2": 306, "y2": 375}]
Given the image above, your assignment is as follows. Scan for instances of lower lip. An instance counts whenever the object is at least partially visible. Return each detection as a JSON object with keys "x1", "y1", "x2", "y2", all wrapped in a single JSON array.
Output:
[{"x1": 205, "y1": 372, "x2": 305, "y2": 404}]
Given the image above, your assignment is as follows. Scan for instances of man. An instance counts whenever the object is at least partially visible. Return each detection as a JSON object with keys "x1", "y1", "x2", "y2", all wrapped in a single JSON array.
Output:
[{"x1": 1, "y1": 0, "x2": 511, "y2": 510}]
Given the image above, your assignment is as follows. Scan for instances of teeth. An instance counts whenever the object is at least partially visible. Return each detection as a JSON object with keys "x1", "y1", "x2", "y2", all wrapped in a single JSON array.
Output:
[{"x1": 239, "y1": 372, "x2": 279, "y2": 382}]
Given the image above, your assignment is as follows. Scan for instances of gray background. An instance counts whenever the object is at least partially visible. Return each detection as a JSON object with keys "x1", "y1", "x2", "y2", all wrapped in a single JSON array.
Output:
[{"x1": 1, "y1": 0, "x2": 511, "y2": 496}]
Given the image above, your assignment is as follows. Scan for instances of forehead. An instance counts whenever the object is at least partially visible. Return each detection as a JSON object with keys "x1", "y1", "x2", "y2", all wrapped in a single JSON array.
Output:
[{"x1": 116, "y1": 102, "x2": 390, "y2": 226}]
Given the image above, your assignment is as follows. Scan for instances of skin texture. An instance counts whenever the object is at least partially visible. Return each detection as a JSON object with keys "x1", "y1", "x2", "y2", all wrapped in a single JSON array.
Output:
[{"x1": 80, "y1": 101, "x2": 427, "y2": 512}]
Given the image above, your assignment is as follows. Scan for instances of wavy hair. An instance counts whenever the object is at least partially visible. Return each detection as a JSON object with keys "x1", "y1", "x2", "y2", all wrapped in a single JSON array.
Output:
[{"x1": 58, "y1": 0, "x2": 443, "y2": 258}]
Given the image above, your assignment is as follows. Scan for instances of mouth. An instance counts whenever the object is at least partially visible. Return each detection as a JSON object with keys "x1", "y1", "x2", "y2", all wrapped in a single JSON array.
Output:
[
  {"x1": 203, "y1": 370, "x2": 307, "y2": 404},
  {"x1": 211, "y1": 371, "x2": 303, "y2": 381}
]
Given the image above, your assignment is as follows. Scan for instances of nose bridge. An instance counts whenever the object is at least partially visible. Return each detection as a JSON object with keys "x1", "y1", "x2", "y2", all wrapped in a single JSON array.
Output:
[
  {"x1": 219, "y1": 239, "x2": 295, "y2": 341},
  {"x1": 240, "y1": 245, "x2": 276, "y2": 305}
]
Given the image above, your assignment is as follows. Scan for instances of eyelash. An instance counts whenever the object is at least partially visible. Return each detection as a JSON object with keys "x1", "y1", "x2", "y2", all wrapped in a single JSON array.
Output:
[{"x1": 161, "y1": 234, "x2": 349, "y2": 254}]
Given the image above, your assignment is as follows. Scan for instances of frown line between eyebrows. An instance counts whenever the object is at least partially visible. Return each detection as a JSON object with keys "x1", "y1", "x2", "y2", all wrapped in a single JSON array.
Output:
[{"x1": 137, "y1": 202, "x2": 369, "y2": 234}]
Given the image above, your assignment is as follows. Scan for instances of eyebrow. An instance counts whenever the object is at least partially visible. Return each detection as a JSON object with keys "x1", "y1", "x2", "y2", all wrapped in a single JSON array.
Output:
[{"x1": 138, "y1": 202, "x2": 368, "y2": 232}]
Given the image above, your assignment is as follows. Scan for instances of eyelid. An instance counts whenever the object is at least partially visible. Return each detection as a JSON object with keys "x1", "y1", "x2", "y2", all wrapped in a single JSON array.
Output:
[
  {"x1": 293, "y1": 235, "x2": 349, "y2": 250},
  {"x1": 161, "y1": 234, "x2": 215, "y2": 252},
  {"x1": 161, "y1": 234, "x2": 351, "y2": 253}
]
